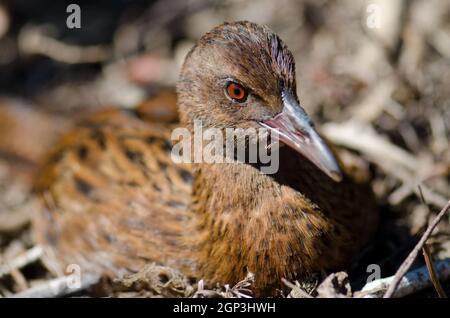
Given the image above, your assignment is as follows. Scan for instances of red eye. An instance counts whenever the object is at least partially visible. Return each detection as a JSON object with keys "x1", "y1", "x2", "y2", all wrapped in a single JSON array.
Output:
[{"x1": 225, "y1": 82, "x2": 248, "y2": 103}]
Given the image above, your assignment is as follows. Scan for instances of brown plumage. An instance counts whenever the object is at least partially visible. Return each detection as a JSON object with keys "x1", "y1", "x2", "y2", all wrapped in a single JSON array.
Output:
[{"x1": 33, "y1": 21, "x2": 378, "y2": 296}]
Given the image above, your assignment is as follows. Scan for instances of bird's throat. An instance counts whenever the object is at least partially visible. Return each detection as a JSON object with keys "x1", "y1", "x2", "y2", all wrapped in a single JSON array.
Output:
[{"x1": 188, "y1": 160, "x2": 333, "y2": 295}]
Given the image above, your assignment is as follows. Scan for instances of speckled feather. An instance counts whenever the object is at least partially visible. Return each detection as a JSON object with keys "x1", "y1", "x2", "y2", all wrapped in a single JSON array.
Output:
[
  {"x1": 33, "y1": 108, "x2": 196, "y2": 277},
  {"x1": 33, "y1": 22, "x2": 377, "y2": 296}
]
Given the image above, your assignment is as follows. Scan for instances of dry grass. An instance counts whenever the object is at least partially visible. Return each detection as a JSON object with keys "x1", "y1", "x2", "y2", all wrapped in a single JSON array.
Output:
[{"x1": 0, "y1": 0, "x2": 449, "y2": 297}]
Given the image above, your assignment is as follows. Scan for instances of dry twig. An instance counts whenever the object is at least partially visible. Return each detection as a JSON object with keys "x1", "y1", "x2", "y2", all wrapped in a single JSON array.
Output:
[
  {"x1": 422, "y1": 245, "x2": 447, "y2": 298},
  {"x1": 358, "y1": 258, "x2": 450, "y2": 298},
  {"x1": 323, "y1": 120, "x2": 448, "y2": 207},
  {"x1": 0, "y1": 246, "x2": 43, "y2": 278},
  {"x1": 418, "y1": 186, "x2": 447, "y2": 298},
  {"x1": 384, "y1": 199, "x2": 450, "y2": 297},
  {"x1": 18, "y1": 25, "x2": 111, "y2": 64},
  {"x1": 10, "y1": 272, "x2": 101, "y2": 298}
]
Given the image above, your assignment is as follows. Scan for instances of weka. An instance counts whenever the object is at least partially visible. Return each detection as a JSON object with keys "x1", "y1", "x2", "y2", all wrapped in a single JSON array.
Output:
[{"x1": 33, "y1": 21, "x2": 378, "y2": 296}]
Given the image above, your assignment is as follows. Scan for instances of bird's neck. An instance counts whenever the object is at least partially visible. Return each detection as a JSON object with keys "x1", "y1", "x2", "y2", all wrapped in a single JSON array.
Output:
[{"x1": 188, "y1": 152, "x2": 349, "y2": 294}]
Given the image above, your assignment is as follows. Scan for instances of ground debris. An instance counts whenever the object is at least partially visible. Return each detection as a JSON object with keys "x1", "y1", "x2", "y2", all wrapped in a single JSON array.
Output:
[
  {"x1": 112, "y1": 264, "x2": 195, "y2": 298},
  {"x1": 316, "y1": 272, "x2": 352, "y2": 298},
  {"x1": 0, "y1": 0, "x2": 449, "y2": 298}
]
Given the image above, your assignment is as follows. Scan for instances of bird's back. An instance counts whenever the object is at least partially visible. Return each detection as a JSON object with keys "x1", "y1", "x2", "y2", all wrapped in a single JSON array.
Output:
[{"x1": 33, "y1": 107, "x2": 196, "y2": 277}]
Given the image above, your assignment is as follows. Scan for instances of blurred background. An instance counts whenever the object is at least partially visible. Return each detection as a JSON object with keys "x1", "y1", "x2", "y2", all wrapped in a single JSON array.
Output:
[{"x1": 0, "y1": 0, "x2": 449, "y2": 297}]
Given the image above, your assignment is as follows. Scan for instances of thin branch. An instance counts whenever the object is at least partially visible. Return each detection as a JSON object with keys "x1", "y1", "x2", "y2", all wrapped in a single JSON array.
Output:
[
  {"x1": 357, "y1": 258, "x2": 450, "y2": 298},
  {"x1": 0, "y1": 246, "x2": 43, "y2": 278},
  {"x1": 418, "y1": 186, "x2": 447, "y2": 298},
  {"x1": 18, "y1": 25, "x2": 111, "y2": 64},
  {"x1": 422, "y1": 245, "x2": 447, "y2": 298},
  {"x1": 10, "y1": 272, "x2": 101, "y2": 298},
  {"x1": 322, "y1": 121, "x2": 448, "y2": 207},
  {"x1": 383, "y1": 198, "x2": 450, "y2": 297}
]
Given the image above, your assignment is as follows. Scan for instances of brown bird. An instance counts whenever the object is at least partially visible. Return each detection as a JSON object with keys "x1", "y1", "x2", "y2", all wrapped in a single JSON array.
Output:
[{"x1": 32, "y1": 21, "x2": 378, "y2": 296}]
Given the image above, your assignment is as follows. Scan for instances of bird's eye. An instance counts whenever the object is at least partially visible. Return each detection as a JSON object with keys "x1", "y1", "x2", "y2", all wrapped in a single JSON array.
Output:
[{"x1": 225, "y1": 82, "x2": 248, "y2": 103}]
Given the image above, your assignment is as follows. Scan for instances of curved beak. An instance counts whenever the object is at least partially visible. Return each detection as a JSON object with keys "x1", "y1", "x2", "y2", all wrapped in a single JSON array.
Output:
[{"x1": 259, "y1": 91, "x2": 343, "y2": 182}]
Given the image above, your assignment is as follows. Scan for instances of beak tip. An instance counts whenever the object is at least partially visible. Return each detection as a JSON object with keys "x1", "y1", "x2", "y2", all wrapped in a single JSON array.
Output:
[{"x1": 329, "y1": 170, "x2": 343, "y2": 183}]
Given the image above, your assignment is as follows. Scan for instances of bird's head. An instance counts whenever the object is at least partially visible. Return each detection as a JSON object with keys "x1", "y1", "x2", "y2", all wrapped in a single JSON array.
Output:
[{"x1": 177, "y1": 21, "x2": 342, "y2": 181}]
